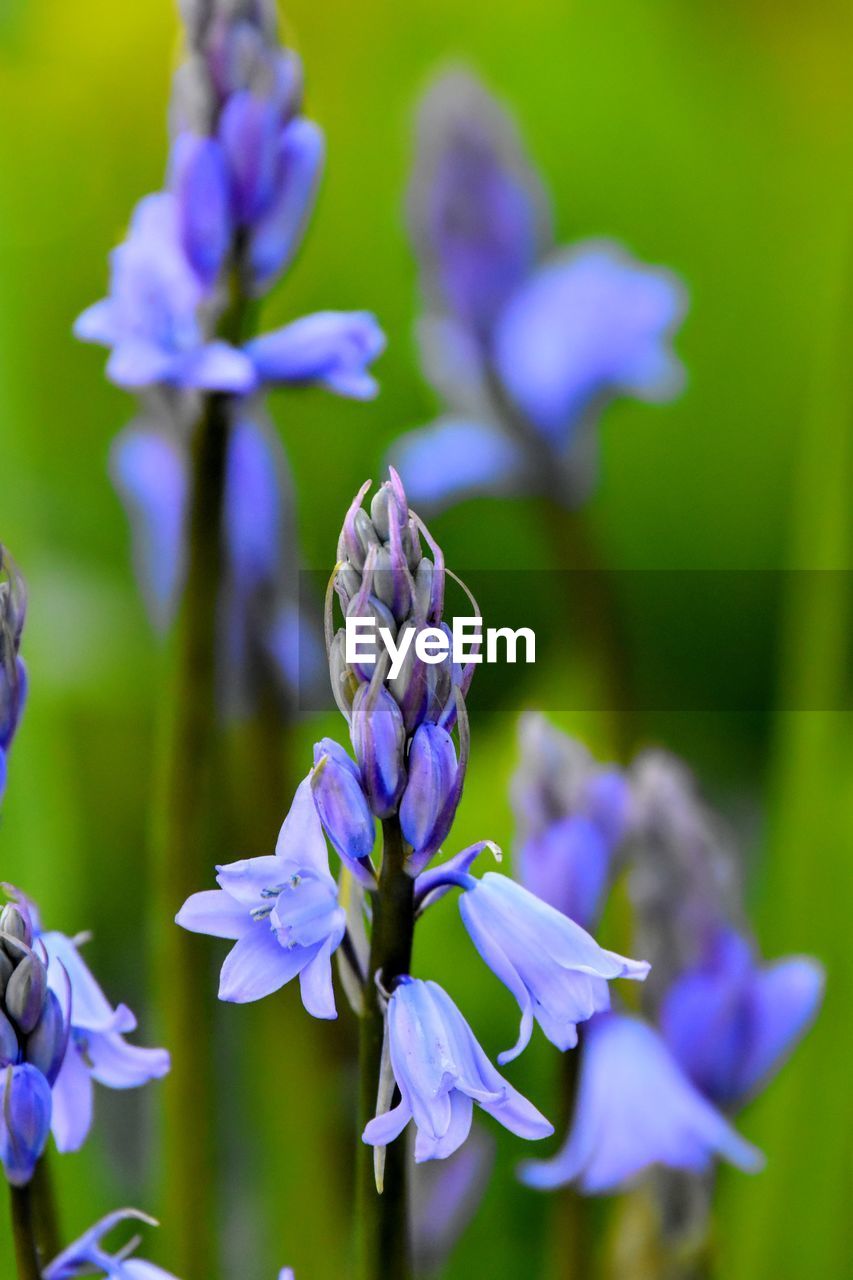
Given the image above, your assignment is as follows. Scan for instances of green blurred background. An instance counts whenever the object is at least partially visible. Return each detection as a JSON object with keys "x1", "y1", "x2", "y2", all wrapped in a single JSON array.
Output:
[{"x1": 0, "y1": 0, "x2": 851, "y2": 1276}]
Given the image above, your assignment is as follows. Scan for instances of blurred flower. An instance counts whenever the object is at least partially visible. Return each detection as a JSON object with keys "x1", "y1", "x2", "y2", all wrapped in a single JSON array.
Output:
[
  {"x1": 660, "y1": 924, "x2": 825, "y2": 1110},
  {"x1": 0, "y1": 896, "x2": 68, "y2": 1185},
  {"x1": 519, "y1": 1013, "x2": 763, "y2": 1194},
  {"x1": 511, "y1": 713, "x2": 630, "y2": 929},
  {"x1": 0, "y1": 547, "x2": 27, "y2": 802},
  {"x1": 458, "y1": 873, "x2": 649, "y2": 1063},
  {"x1": 177, "y1": 777, "x2": 346, "y2": 1015},
  {"x1": 43, "y1": 1208, "x2": 179, "y2": 1280},
  {"x1": 362, "y1": 977, "x2": 553, "y2": 1162},
  {"x1": 39, "y1": 930, "x2": 170, "y2": 1154},
  {"x1": 389, "y1": 69, "x2": 686, "y2": 510},
  {"x1": 412, "y1": 1125, "x2": 495, "y2": 1275}
]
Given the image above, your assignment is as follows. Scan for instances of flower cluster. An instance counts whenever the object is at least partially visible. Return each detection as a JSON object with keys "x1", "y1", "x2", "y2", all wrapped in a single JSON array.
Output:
[
  {"x1": 0, "y1": 547, "x2": 27, "y2": 802},
  {"x1": 75, "y1": 0, "x2": 384, "y2": 721},
  {"x1": 388, "y1": 70, "x2": 686, "y2": 511},
  {"x1": 0, "y1": 888, "x2": 170, "y2": 1188},
  {"x1": 180, "y1": 473, "x2": 650, "y2": 1166},
  {"x1": 517, "y1": 727, "x2": 824, "y2": 1194}
]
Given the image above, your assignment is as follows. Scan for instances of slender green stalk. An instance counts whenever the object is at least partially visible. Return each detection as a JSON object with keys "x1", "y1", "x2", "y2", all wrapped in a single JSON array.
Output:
[
  {"x1": 9, "y1": 1183, "x2": 40, "y2": 1280},
  {"x1": 29, "y1": 1155, "x2": 61, "y2": 1266},
  {"x1": 548, "y1": 1049, "x2": 588, "y2": 1280},
  {"x1": 155, "y1": 387, "x2": 232, "y2": 1280},
  {"x1": 357, "y1": 816, "x2": 415, "y2": 1280}
]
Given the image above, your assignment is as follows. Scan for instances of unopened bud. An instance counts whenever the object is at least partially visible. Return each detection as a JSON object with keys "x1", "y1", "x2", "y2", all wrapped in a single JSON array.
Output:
[
  {"x1": 351, "y1": 685, "x2": 407, "y2": 818},
  {"x1": 0, "y1": 905, "x2": 32, "y2": 952},
  {"x1": 311, "y1": 745, "x2": 376, "y2": 870},
  {"x1": 0, "y1": 1009, "x2": 18, "y2": 1067},
  {"x1": 25, "y1": 990, "x2": 66, "y2": 1086},
  {"x1": 399, "y1": 723, "x2": 459, "y2": 855},
  {"x1": 5, "y1": 953, "x2": 47, "y2": 1035},
  {"x1": 0, "y1": 1064, "x2": 52, "y2": 1186}
]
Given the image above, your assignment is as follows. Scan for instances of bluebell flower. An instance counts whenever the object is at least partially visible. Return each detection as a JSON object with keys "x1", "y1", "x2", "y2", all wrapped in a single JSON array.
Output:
[
  {"x1": 43, "y1": 1208, "x2": 179, "y2": 1280},
  {"x1": 659, "y1": 925, "x2": 825, "y2": 1110},
  {"x1": 310, "y1": 740, "x2": 377, "y2": 884},
  {"x1": 390, "y1": 70, "x2": 686, "y2": 511},
  {"x1": 39, "y1": 929, "x2": 170, "y2": 1154},
  {"x1": 0, "y1": 1064, "x2": 53, "y2": 1187},
  {"x1": 244, "y1": 312, "x2": 385, "y2": 399},
  {"x1": 74, "y1": 194, "x2": 256, "y2": 393},
  {"x1": 458, "y1": 873, "x2": 649, "y2": 1062},
  {"x1": 362, "y1": 977, "x2": 553, "y2": 1161},
  {"x1": 177, "y1": 777, "x2": 346, "y2": 1015},
  {"x1": 511, "y1": 715, "x2": 630, "y2": 929},
  {"x1": 519, "y1": 1013, "x2": 763, "y2": 1193}
]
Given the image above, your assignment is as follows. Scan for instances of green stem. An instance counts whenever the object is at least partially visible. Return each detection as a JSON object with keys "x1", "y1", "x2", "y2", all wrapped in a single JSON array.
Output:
[
  {"x1": 155, "y1": 387, "x2": 232, "y2": 1280},
  {"x1": 29, "y1": 1155, "x2": 61, "y2": 1266},
  {"x1": 539, "y1": 497, "x2": 636, "y2": 760},
  {"x1": 357, "y1": 816, "x2": 415, "y2": 1280},
  {"x1": 9, "y1": 1183, "x2": 40, "y2": 1280},
  {"x1": 549, "y1": 1048, "x2": 588, "y2": 1280}
]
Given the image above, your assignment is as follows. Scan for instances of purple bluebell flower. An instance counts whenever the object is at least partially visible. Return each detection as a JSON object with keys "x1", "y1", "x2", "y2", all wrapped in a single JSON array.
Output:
[
  {"x1": 363, "y1": 978, "x2": 553, "y2": 1162},
  {"x1": 0, "y1": 895, "x2": 70, "y2": 1185},
  {"x1": 458, "y1": 873, "x2": 649, "y2": 1062},
  {"x1": 39, "y1": 930, "x2": 170, "y2": 1154},
  {"x1": 43, "y1": 1208, "x2": 178, "y2": 1280},
  {"x1": 177, "y1": 777, "x2": 346, "y2": 1015},
  {"x1": 519, "y1": 1013, "x2": 763, "y2": 1193},
  {"x1": 660, "y1": 925, "x2": 824, "y2": 1110},
  {"x1": 327, "y1": 471, "x2": 475, "y2": 870},
  {"x1": 511, "y1": 715, "x2": 630, "y2": 929},
  {"x1": 0, "y1": 1064, "x2": 53, "y2": 1187},
  {"x1": 74, "y1": 194, "x2": 256, "y2": 393},
  {"x1": 0, "y1": 547, "x2": 27, "y2": 802},
  {"x1": 350, "y1": 684, "x2": 407, "y2": 819},
  {"x1": 390, "y1": 70, "x2": 686, "y2": 510},
  {"x1": 244, "y1": 312, "x2": 385, "y2": 398},
  {"x1": 310, "y1": 741, "x2": 377, "y2": 883}
]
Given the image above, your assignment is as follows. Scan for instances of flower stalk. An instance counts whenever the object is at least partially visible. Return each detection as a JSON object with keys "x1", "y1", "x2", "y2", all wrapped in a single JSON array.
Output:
[
  {"x1": 9, "y1": 1181, "x2": 41, "y2": 1280},
  {"x1": 357, "y1": 815, "x2": 416, "y2": 1280}
]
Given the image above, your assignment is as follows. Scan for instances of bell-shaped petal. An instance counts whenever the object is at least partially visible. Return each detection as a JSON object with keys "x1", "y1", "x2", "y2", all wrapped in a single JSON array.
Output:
[
  {"x1": 388, "y1": 418, "x2": 528, "y2": 511},
  {"x1": 399, "y1": 722, "x2": 458, "y2": 855},
  {"x1": 517, "y1": 816, "x2": 611, "y2": 931},
  {"x1": 660, "y1": 926, "x2": 825, "y2": 1108},
  {"x1": 49, "y1": 1039, "x2": 94, "y2": 1153},
  {"x1": 110, "y1": 428, "x2": 188, "y2": 631},
  {"x1": 310, "y1": 744, "x2": 376, "y2": 874},
  {"x1": 408, "y1": 70, "x2": 550, "y2": 338},
  {"x1": 248, "y1": 117, "x2": 325, "y2": 292},
  {"x1": 459, "y1": 873, "x2": 649, "y2": 1063},
  {"x1": 363, "y1": 978, "x2": 552, "y2": 1163},
  {"x1": 350, "y1": 684, "x2": 407, "y2": 818},
  {"x1": 244, "y1": 311, "x2": 385, "y2": 399},
  {"x1": 494, "y1": 243, "x2": 686, "y2": 447},
  {"x1": 0, "y1": 1063, "x2": 52, "y2": 1185},
  {"x1": 178, "y1": 778, "x2": 346, "y2": 1016},
  {"x1": 171, "y1": 131, "x2": 232, "y2": 286},
  {"x1": 519, "y1": 1013, "x2": 763, "y2": 1193}
]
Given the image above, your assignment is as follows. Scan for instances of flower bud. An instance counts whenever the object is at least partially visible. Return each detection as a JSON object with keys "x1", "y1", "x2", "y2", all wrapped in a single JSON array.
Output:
[
  {"x1": 5, "y1": 953, "x2": 47, "y2": 1035},
  {"x1": 25, "y1": 990, "x2": 67, "y2": 1086},
  {"x1": 0, "y1": 1064, "x2": 52, "y2": 1186},
  {"x1": 400, "y1": 723, "x2": 458, "y2": 855},
  {"x1": 311, "y1": 744, "x2": 376, "y2": 869},
  {"x1": 0, "y1": 950, "x2": 13, "y2": 999},
  {"x1": 0, "y1": 1009, "x2": 18, "y2": 1067},
  {"x1": 0, "y1": 904, "x2": 32, "y2": 951},
  {"x1": 351, "y1": 685, "x2": 407, "y2": 818}
]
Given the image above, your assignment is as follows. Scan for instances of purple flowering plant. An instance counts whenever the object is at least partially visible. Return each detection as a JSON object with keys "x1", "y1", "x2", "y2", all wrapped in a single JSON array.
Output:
[
  {"x1": 178, "y1": 470, "x2": 652, "y2": 1277},
  {"x1": 389, "y1": 70, "x2": 687, "y2": 514}
]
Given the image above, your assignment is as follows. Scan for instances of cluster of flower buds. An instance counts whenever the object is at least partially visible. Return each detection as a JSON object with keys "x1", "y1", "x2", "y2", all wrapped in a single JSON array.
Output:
[
  {"x1": 0, "y1": 546, "x2": 27, "y2": 801},
  {"x1": 0, "y1": 898, "x2": 68, "y2": 1186},
  {"x1": 315, "y1": 469, "x2": 476, "y2": 874}
]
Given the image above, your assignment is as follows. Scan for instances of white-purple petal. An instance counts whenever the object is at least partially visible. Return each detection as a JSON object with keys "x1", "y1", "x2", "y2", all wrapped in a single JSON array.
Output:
[{"x1": 175, "y1": 889, "x2": 250, "y2": 940}]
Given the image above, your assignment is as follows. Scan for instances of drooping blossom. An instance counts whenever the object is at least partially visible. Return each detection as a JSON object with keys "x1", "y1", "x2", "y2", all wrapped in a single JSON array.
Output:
[
  {"x1": 458, "y1": 872, "x2": 649, "y2": 1062},
  {"x1": 43, "y1": 1209, "x2": 179, "y2": 1280},
  {"x1": 363, "y1": 978, "x2": 553, "y2": 1162},
  {"x1": 177, "y1": 777, "x2": 346, "y2": 1016},
  {"x1": 519, "y1": 1012, "x2": 763, "y2": 1194}
]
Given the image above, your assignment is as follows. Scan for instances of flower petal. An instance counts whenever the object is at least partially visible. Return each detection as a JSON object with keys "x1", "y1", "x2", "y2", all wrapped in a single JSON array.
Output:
[
  {"x1": 388, "y1": 419, "x2": 527, "y2": 510},
  {"x1": 50, "y1": 1044, "x2": 94, "y2": 1154},
  {"x1": 218, "y1": 923, "x2": 308, "y2": 1003},
  {"x1": 175, "y1": 889, "x2": 250, "y2": 940}
]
